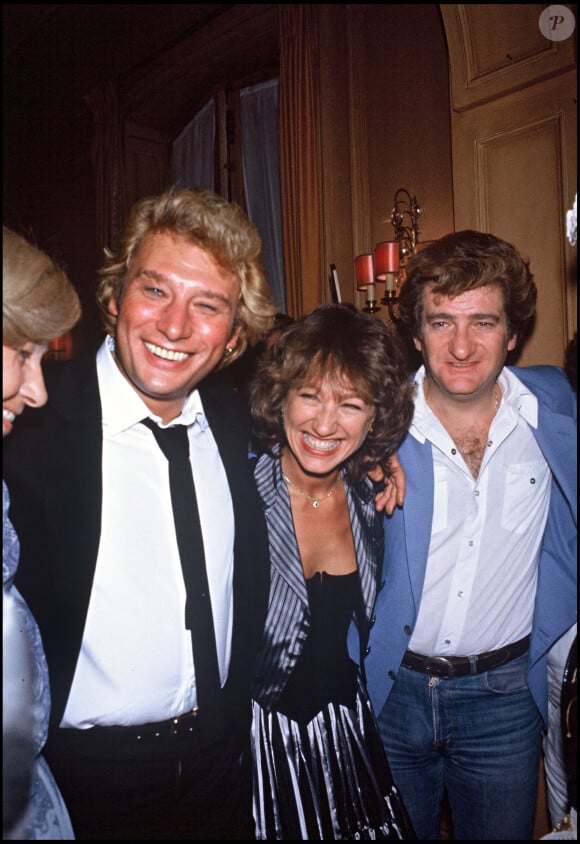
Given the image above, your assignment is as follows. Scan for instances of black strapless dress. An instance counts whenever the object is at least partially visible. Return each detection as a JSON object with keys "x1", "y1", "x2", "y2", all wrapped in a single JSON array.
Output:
[{"x1": 251, "y1": 571, "x2": 415, "y2": 840}]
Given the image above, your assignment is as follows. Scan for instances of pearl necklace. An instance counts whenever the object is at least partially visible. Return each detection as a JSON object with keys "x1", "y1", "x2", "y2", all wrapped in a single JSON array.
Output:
[
  {"x1": 457, "y1": 383, "x2": 501, "y2": 457},
  {"x1": 282, "y1": 472, "x2": 342, "y2": 508}
]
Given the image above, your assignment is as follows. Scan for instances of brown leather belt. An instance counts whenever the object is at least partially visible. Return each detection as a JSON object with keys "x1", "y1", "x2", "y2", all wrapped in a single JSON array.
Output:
[{"x1": 402, "y1": 635, "x2": 530, "y2": 679}]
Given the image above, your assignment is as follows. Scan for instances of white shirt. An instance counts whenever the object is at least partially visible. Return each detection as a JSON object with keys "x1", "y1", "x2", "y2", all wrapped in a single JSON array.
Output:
[
  {"x1": 62, "y1": 337, "x2": 234, "y2": 727},
  {"x1": 408, "y1": 366, "x2": 551, "y2": 657}
]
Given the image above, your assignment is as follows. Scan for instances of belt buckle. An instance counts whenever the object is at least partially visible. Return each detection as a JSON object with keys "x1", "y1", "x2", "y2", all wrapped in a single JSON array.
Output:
[
  {"x1": 169, "y1": 708, "x2": 199, "y2": 736},
  {"x1": 426, "y1": 656, "x2": 456, "y2": 678}
]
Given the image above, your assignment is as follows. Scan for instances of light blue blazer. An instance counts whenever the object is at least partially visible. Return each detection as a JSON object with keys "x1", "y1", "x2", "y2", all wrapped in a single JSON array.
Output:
[{"x1": 351, "y1": 366, "x2": 577, "y2": 727}]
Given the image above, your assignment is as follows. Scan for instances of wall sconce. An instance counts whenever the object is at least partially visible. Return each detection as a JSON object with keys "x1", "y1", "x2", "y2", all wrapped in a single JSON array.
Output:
[
  {"x1": 354, "y1": 187, "x2": 424, "y2": 322},
  {"x1": 390, "y1": 187, "x2": 421, "y2": 261}
]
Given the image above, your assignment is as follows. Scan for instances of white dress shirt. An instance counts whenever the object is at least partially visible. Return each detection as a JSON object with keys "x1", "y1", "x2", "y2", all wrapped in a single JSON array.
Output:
[
  {"x1": 62, "y1": 337, "x2": 234, "y2": 727},
  {"x1": 408, "y1": 366, "x2": 551, "y2": 657}
]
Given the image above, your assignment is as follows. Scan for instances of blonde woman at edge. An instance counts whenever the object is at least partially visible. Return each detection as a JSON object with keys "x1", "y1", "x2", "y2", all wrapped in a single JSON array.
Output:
[{"x1": 3, "y1": 225, "x2": 81, "y2": 839}]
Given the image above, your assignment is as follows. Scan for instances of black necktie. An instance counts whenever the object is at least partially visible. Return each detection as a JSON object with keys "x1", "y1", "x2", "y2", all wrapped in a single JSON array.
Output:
[{"x1": 142, "y1": 418, "x2": 223, "y2": 730}]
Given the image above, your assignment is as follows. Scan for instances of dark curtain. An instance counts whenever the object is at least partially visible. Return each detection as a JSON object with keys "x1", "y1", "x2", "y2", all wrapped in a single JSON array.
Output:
[
  {"x1": 278, "y1": 5, "x2": 324, "y2": 317},
  {"x1": 85, "y1": 80, "x2": 127, "y2": 264}
]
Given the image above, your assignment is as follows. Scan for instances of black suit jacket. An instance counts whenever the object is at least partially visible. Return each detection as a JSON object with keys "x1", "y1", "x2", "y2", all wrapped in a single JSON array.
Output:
[{"x1": 4, "y1": 355, "x2": 270, "y2": 743}]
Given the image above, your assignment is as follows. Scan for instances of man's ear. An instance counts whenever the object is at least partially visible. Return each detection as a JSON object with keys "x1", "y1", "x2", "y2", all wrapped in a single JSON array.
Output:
[
  {"x1": 507, "y1": 334, "x2": 518, "y2": 352},
  {"x1": 108, "y1": 296, "x2": 119, "y2": 317},
  {"x1": 413, "y1": 336, "x2": 423, "y2": 353},
  {"x1": 228, "y1": 321, "x2": 243, "y2": 347}
]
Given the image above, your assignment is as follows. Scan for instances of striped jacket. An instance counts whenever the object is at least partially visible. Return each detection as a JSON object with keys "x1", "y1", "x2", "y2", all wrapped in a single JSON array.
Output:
[{"x1": 251, "y1": 451, "x2": 384, "y2": 709}]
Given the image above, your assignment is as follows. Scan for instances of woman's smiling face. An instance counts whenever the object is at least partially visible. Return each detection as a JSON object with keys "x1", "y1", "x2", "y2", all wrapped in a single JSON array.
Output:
[
  {"x1": 3, "y1": 342, "x2": 48, "y2": 437},
  {"x1": 282, "y1": 373, "x2": 375, "y2": 478}
]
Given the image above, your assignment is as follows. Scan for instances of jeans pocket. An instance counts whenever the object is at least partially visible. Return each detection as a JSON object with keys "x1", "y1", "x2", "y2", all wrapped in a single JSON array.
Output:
[{"x1": 483, "y1": 654, "x2": 529, "y2": 694}]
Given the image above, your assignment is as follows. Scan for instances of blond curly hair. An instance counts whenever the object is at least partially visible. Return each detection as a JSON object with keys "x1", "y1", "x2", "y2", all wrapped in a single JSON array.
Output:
[{"x1": 96, "y1": 188, "x2": 276, "y2": 366}]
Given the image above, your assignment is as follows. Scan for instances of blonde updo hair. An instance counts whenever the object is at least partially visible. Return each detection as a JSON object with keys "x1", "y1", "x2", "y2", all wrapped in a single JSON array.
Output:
[
  {"x1": 3, "y1": 226, "x2": 81, "y2": 348},
  {"x1": 96, "y1": 188, "x2": 277, "y2": 367}
]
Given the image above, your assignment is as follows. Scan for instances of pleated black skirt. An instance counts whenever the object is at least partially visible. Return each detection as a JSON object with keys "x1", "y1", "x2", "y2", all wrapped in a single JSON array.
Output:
[{"x1": 251, "y1": 678, "x2": 416, "y2": 840}]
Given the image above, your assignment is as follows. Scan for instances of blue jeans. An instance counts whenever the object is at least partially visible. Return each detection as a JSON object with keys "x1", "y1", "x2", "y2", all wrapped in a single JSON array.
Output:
[{"x1": 377, "y1": 653, "x2": 542, "y2": 840}]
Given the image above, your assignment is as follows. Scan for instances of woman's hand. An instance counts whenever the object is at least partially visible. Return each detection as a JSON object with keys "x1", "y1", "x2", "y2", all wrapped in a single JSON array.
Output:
[{"x1": 370, "y1": 452, "x2": 406, "y2": 515}]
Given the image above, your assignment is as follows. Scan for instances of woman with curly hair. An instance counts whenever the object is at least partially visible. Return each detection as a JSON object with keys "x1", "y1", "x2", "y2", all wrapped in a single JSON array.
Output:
[{"x1": 248, "y1": 303, "x2": 416, "y2": 840}]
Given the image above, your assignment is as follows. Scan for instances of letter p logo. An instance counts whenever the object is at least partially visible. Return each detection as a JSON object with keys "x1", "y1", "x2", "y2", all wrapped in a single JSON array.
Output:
[{"x1": 539, "y1": 5, "x2": 576, "y2": 41}]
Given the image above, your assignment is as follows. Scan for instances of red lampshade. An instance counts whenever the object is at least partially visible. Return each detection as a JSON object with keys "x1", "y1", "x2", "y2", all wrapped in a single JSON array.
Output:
[
  {"x1": 354, "y1": 253, "x2": 375, "y2": 290},
  {"x1": 374, "y1": 241, "x2": 400, "y2": 279}
]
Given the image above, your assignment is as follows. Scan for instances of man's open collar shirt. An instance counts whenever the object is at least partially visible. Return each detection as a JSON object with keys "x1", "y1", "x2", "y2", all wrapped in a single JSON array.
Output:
[{"x1": 406, "y1": 366, "x2": 550, "y2": 657}]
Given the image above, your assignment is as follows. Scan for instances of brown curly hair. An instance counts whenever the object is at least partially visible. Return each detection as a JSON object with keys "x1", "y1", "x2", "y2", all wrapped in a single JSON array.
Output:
[
  {"x1": 96, "y1": 188, "x2": 276, "y2": 366},
  {"x1": 249, "y1": 304, "x2": 415, "y2": 484},
  {"x1": 398, "y1": 230, "x2": 537, "y2": 347}
]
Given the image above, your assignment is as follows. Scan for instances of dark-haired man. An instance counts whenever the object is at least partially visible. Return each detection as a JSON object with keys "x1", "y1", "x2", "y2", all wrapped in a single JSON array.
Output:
[{"x1": 361, "y1": 230, "x2": 577, "y2": 839}]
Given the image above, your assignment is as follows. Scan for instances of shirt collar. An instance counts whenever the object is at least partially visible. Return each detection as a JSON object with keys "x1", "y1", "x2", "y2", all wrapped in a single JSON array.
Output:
[
  {"x1": 97, "y1": 335, "x2": 208, "y2": 435},
  {"x1": 409, "y1": 364, "x2": 539, "y2": 444},
  {"x1": 498, "y1": 368, "x2": 538, "y2": 427}
]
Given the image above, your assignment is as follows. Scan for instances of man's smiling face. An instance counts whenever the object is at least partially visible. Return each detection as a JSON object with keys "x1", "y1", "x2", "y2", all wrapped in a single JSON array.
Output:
[{"x1": 109, "y1": 230, "x2": 241, "y2": 423}]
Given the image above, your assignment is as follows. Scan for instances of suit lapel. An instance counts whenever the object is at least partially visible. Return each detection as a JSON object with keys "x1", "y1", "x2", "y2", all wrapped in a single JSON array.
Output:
[
  {"x1": 254, "y1": 452, "x2": 308, "y2": 606},
  {"x1": 401, "y1": 437, "x2": 435, "y2": 600},
  {"x1": 347, "y1": 480, "x2": 380, "y2": 617},
  {"x1": 533, "y1": 407, "x2": 577, "y2": 523},
  {"x1": 45, "y1": 358, "x2": 103, "y2": 644},
  {"x1": 15, "y1": 356, "x2": 105, "y2": 723},
  {"x1": 198, "y1": 382, "x2": 270, "y2": 695}
]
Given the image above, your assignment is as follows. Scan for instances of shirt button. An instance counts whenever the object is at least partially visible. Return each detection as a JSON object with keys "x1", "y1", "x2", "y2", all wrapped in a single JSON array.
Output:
[
  {"x1": 404, "y1": 625, "x2": 412, "y2": 635},
  {"x1": 468, "y1": 540, "x2": 474, "y2": 547},
  {"x1": 451, "y1": 448, "x2": 457, "y2": 455},
  {"x1": 474, "y1": 490, "x2": 479, "y2": 496},
  {"x1": 530, "y1": 478, "x2": 536, "y2": 484},
  {"x1": 445, "y1": 638, "x2": 451, "y2": 645},
  {"x1": 458, "y1": 591, "x2": 464, "y2": 597}
]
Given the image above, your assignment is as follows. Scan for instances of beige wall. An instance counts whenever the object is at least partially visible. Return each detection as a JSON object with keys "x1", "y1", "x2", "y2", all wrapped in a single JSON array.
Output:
[
  {"x1": 441, "y1": 4, "x2": 577, "y2": 367},
  {"x1": 317, "y1": 5, "x2": 454, "y2": 314}
]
